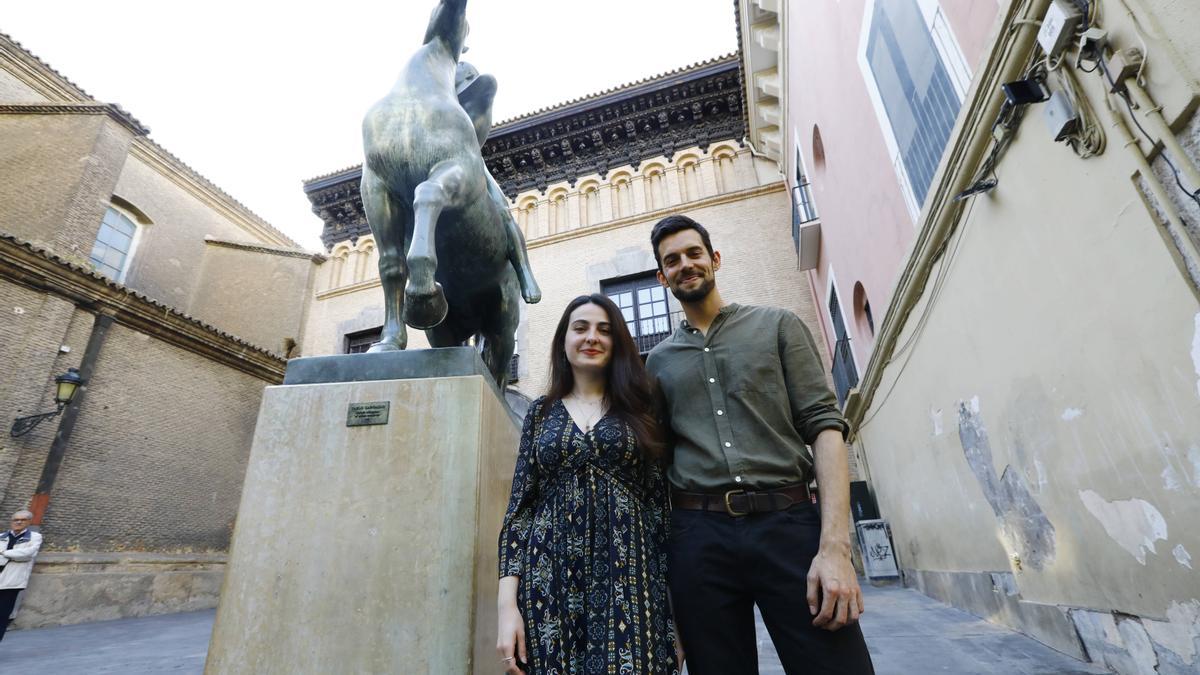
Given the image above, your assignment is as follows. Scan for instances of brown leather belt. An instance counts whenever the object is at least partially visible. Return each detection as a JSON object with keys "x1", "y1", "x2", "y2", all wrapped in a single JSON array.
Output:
[{"x1": 672, "y1": 484, "x2": 812, "y2": 517}]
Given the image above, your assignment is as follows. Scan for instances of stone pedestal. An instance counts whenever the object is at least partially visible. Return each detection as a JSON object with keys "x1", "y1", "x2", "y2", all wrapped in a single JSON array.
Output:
[{"x1": 206, "y1": 349, "x2": 519, "y2": 674}]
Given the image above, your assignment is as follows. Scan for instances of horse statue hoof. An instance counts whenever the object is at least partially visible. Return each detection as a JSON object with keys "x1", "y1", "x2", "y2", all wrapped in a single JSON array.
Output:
[
  {"x1": 404, "y1": 284, "x2": 449, "y2": 329},
  {"x1": 366, "y1": 334, "x2": 406, "y2": 353}
]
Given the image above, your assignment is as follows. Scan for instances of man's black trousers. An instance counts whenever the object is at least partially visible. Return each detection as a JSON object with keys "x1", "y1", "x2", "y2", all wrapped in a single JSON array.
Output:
[
  {"x1": 0, "y1": 588, "x2": 21, "y2": 641},
  {"x1": 668, "y1": 502, "x2": 875, "y2": 675}
]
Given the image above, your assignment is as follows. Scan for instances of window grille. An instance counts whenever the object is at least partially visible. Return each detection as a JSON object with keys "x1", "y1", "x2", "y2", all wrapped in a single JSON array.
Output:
[
  {"x1": 345, "y1": 327, "x2": 383, "y2": 354},
  {"x1": 601, "y1": 273, "x2": 678, "y2": 354}
]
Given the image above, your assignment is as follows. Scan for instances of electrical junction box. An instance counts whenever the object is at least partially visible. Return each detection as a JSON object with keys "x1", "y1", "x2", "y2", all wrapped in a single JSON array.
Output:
[
  {"x1": 1038, "y1": 0, "x2": 1082, "y2": 59},
  {"x1": 1045, "y1": 90, "x2": 1079, "y2": 142}
]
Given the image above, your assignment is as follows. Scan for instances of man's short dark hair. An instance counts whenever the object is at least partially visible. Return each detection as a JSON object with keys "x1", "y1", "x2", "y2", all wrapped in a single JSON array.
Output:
[{"x1": 650, "y1": 214, "x2": 715, "y2": 270}]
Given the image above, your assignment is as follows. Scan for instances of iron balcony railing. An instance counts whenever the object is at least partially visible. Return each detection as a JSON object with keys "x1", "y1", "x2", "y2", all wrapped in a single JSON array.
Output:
[
  {"x1": 831, "y1": 336, "x2": 860, "y2": 407},
  {"x1": 633, "y1": 311, "x2": 684, "y2": 354}
]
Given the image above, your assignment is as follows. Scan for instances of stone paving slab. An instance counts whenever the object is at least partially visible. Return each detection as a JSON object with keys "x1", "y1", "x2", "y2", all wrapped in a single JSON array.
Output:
[{"x1": 1, "y1": 583, "x2": 1110, "y2": 674}]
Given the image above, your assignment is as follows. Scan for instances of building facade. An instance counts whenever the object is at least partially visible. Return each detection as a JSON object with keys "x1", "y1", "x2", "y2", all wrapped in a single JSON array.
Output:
[
  {"x1": 1, "y1": 33, "x2": 322, "y2": 627},
  {"x1": 302, "y1": 55, "x2": 839, "y2": 419},
  {"x1": 747, "y1": 1, "x2": 1200, "y2": 672}
]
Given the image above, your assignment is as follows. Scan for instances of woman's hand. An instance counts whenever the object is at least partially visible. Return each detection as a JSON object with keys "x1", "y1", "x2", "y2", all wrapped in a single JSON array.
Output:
[{"x1": 497, "y1": 576, "x2": 527, "y2": 675}]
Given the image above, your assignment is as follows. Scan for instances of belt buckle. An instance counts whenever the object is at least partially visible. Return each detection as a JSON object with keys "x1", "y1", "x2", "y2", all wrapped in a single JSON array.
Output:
[{"x1": 723, "y1": 489, "x2": 749, "y2": 517}]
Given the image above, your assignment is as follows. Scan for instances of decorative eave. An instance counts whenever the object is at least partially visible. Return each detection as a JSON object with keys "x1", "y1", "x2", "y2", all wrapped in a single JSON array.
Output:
[
  {"x1": 0, "y1": 32, "x2": 93, "y2": 102},
  {"x1": 0, "y1": 231, "x2": 286, "y2": 383},
  {"x1": 204, "y1": 236, "x2": 326, "y2": 262},
  {"x1": 303, "y1": 54, "x2": 746, "y2": 251},
  {"x1": 0, "y1": 102, "x2": 149, "y2": 136}
]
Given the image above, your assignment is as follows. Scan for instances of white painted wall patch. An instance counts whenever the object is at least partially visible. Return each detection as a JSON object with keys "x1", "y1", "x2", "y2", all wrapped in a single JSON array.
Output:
[
  {"x1": 1192, "y1": 312, "x2": 1200, "y2": 398},
  {"x1": 1079, "y1": 490, "x2": 1169, "y2": 564},
  {"x1": 1061, "y1": 407, "x2": 1084, "y2": 421},
  {"x1": 1173, "y1": 544, "x2": 1193, "y2": 569},
  {"x1": 1142, "y1": 600, "x2": 1200, "y2": 665},
  {"x1": 931, "y1": 407, "x2": 944, "y2": 436}
]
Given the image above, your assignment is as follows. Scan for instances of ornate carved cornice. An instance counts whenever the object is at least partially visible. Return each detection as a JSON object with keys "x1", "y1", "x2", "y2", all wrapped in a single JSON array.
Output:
[{"x1": 303, "y1": 54, "x2": 747, "y2": 251}]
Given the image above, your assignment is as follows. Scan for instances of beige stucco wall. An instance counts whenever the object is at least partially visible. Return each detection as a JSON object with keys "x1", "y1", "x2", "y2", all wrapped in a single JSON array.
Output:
[
  {"x1": 853, "y1": 2, "x2": 1200, "y2": 664},
  {"x1": 188, "y1": 242, "x2": 319, "y2": 355}
]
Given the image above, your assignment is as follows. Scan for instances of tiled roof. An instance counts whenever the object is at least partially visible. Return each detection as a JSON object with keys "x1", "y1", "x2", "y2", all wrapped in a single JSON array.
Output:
[{"x1": 1, "y1": 231, "x2": 283, "y2": 360}]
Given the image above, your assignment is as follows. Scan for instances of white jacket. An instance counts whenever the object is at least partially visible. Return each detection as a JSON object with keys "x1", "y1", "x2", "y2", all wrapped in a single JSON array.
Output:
[{"x1": 0, "y1": 529, "x2": 42, "y2": 590}]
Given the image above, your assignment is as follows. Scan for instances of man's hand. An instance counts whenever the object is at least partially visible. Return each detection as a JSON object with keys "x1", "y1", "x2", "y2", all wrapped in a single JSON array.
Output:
[
  {"x1": 807, "y1": 541, "x2": 864, "y2": 631},
  {"x1": 674, "y1": 633, "x2": 686, "y2": 669}
]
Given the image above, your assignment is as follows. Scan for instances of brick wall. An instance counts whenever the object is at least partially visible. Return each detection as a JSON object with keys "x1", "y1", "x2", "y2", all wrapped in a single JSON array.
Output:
[
  {"x1": 0, "y1": 113, "x2": 134, "y2": 261},
  {"x1": 0, "y1": 281, "x2": 79, "y2": 507},
  {"x1": 33, "y1": 321, "x2": 266, "y2": 552},
  {"x1": 189, "y1": 242, "x2": 319, "y2": 355}
]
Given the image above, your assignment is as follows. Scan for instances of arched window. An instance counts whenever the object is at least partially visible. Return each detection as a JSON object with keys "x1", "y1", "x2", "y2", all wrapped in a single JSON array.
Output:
[
  {"x1": 328, "y1": 244, "x2": 352, "y2": 289},
  {"x1": 580, "y1": 184, "x2": 601, "y2": 227},
  {"x1": 678, "y1": 157, "x2": 701, "y2": 203},
  {"x1": 712, "y1": 147, "x2": 737, "y2": 194},
  {"x1": 89, "y1": 205, "x2": 144, "y2": 282},
  {"x1": 611, "y1": 174, "x2": 633, "y2": 218},
  {"x1": 853, "y1": 281, "x2": 875, "y2": 338},
  {"x1": 517, "y1": 197, "x2": 538, "y2": 237},
  {"x1": 549, "y1": 190, "x2": 568, "y2": 233},
  {"x1": 643, "y1": 166, "x2": 666, "y2": 211}
]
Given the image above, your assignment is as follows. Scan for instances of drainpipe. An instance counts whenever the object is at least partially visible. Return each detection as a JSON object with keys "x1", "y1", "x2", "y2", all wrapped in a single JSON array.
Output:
[
  {"x1": 30, "y1": 313, "x2": 112, "y2": 524},
  {"x1": 1124, "y1": 80, "x2": 1200, "y2": 193},
  {"x1": 845, "y1": 0, "x2": 1053, "y2": 433},
  {"x1": 1103, "y1": 96, "x2": 1200, "y2": 295}
]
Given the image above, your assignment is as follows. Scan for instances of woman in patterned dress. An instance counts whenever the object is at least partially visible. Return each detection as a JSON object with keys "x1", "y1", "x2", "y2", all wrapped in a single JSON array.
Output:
[{"x1": 497, "y1": 294, "x2": 681, "y2": 675}]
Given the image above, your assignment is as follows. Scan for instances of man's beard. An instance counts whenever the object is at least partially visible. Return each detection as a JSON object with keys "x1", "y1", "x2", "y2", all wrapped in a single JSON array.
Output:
[{"x1": 670, "y1": 273, "x2": 715, "y2": 302}]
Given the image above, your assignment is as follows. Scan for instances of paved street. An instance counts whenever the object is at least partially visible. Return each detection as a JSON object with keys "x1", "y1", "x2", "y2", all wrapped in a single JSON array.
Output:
[{"x1": 1, "y1": 582, "x2": 1106, "y2": 674}]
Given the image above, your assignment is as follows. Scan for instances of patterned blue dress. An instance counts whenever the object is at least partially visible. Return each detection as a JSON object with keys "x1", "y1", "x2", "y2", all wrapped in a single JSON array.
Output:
[{"x1": 499, "y1": 397, "x2": 677, "y2": 675}]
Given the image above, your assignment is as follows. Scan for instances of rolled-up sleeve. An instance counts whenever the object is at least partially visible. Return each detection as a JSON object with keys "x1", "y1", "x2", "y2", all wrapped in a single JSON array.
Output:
[
  {"x1": 778, "y1": 312, "x2": 849, "y2": 443},
  {"x1": 498, "y1": 399, "x2": 542, "y2": 578}
]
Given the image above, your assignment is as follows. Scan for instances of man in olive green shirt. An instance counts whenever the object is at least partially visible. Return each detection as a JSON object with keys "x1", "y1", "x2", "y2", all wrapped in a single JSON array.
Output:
[{"x1": 646, "y1": 215, "x2": 874, "y2": 674}]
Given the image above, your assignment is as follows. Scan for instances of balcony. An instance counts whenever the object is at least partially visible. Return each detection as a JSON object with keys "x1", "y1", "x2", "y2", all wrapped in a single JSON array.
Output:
[
  {"x1": 831, "y1": 336, "x2": 860, "y2": 407},
  {"x1": 633, "y1": 311, "x2": 684, "y2": 355}
]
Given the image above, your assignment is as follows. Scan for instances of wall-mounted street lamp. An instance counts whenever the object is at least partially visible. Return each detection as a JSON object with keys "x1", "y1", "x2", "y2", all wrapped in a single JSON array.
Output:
[{"x1": 10, "y1": 368, "x2": 84, "y2": 438}]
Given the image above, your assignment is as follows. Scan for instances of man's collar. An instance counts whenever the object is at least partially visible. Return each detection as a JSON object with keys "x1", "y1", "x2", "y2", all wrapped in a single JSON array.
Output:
[{"x1": 679, "y1": 303, "x2": 740, "y2": 330}]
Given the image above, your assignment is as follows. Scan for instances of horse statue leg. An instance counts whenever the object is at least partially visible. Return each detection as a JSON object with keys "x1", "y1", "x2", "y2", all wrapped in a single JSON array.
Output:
[
  {"x1": 476, "y1": 272, "x2": 521, "y2": 390},
  {"x1": 361, "y1": 165, "x2": 411, "y2": 352},
  {"x1": 486, "y1": 174, "x2": 541, "y2": 304},
  {"x1": 404, "y1": 159, "x2": 468, "y2": 330}
]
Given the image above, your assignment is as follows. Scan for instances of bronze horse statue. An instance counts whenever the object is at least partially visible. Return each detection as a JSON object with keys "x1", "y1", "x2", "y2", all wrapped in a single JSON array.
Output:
[{"x1": 360, "y1": 0, "x2": 540, "y2": 388}]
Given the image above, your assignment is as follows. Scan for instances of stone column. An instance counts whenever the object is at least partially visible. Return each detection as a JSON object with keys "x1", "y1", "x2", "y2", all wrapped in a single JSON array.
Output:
[
  {"x1": 631, "y1": 175, "x2": 648, "y2": 214},
  {"x1": 664, "y1": 165, "x2": 683, "y2": 206},
  {"x1": 566, "y1": 191, "x2": 582, "y2": 231},
  {"x1": 597, "y1": 184, "x2": 615, "y2": 222},
  {"x1": 698, "y1": 157, "x2": 719, "y2": 198}
]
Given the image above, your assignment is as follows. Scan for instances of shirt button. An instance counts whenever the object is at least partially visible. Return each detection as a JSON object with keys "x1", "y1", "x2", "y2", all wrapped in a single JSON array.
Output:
[
  {"x1": 724, "y1": 441, "x2": 732, "y2": 447},
  {"x1": 717, "y1": 410, "x2": 724, "y2": 416},
  {"x1": 734, "y1": 476, "x2": 743, "y2": 483},
  {"x1": 704, "y1": 347, "x2": 711, "y2": 352},
  {"x1": 708, "y1": 377, "x2": 716, "y2": 383}
]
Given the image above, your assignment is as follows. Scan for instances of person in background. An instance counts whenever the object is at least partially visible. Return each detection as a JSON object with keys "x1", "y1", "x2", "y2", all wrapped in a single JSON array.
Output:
[{"x1": 0, "y1": 510, "x2": 42, "y2": 642}]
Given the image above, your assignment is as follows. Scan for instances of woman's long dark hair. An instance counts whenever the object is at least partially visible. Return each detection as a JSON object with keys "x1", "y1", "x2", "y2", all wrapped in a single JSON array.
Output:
[{"x1": 546, "y1": 294, "x2": 666, "y2": 461}]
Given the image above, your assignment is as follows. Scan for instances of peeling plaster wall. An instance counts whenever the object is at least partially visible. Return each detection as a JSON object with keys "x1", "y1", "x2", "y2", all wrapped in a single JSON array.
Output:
[{"x1": 854, "y1": 6, "x2": 1200, "y2": 670}]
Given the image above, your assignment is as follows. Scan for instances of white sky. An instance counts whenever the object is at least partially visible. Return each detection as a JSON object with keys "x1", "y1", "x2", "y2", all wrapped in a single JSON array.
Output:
[{"x1": 4, "y1": 1, "x2": 738, "y2": 250}]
